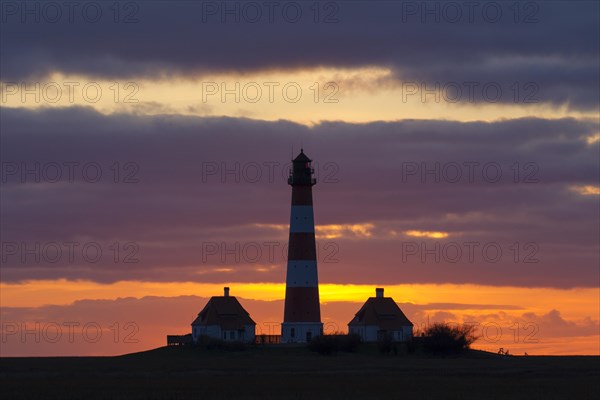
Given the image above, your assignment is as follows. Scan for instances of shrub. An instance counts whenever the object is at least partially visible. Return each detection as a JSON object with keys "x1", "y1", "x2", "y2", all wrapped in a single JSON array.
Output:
[
  {"x1": 405, "y1": 340, "x2": 417, "y2": 354},
  {"x1": 308, "y1": 335, "x2": 338, "y2": 355},
  {"x1": 195, "y1": 335, "x2": 246, "y2": 351},
  {"x1": 377, "y1": 332, "x2": 393, "y2": 354},
  {"x1": 338, "y1": 334, "x2": 361, "y2": 353},
  {"x1": 422, "y1": 323, "x2": 477, "y2": 355},
  {"x1": 308, "y1": 334, "x2": 362, "y2": 355},
  {"x1": 222, "y1": 341, "x2": 246, "y2": 351}
]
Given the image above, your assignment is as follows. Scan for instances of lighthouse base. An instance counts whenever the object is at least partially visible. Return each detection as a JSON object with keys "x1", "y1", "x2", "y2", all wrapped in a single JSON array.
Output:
[{"x1": 281, "y1": 322, "x2": 323, "y2": 344}]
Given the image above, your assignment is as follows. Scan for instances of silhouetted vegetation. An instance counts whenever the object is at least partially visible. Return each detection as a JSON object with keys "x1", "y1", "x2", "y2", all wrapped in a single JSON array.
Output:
[
  {"x1": 405, "y1": 340, "x2": 417, "y2": 354},
  {"x1": 195, "y1": 335, "x2": 246, "y2": 351},
  {"x1": 422, "y1": 323, "x2": 478, "y2": 355},
  {"x1": 377, "y1": 332, "x2": 394, "y2": 354},
  {"x1": 308, "y1": 334, "x2": 361, "y2": 355}
]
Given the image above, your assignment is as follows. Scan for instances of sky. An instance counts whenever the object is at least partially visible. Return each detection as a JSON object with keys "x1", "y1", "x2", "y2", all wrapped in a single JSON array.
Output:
[{"x1": 0, "y1": 0, "x2": 599, "y2": 356}]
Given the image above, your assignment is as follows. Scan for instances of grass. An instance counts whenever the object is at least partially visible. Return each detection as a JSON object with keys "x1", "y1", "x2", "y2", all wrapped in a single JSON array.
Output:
[{"x1": 1, "y1": 345, "x2": 599, "y2": 399}]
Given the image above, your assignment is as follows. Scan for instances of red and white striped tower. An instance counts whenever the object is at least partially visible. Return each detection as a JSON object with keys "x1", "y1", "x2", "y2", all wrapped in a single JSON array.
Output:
[{"x1": 281, "y1": 149, "x2": 323, "y2": 343}]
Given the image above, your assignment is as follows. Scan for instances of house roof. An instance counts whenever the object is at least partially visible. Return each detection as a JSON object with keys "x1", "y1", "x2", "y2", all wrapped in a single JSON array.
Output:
[
  {"x1": 348, "y1": 297, "x2": 413, "y2": 330},
  {"x1": 191, "y1": 296, "x2": 256, "y2": 330}
]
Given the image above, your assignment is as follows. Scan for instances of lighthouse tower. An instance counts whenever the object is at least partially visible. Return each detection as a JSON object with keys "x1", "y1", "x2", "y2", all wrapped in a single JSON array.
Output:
[{"x1": 281, "y1": 149, "x2": 323, "y2": 343}]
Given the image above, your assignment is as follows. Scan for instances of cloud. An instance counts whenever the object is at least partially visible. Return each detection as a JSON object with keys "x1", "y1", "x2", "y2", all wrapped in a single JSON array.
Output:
[
  {"x1": 405, "y1": 230, "x2": 449, "y2": 239},
  {"x1": 570, "y1": 185, "x2": 600, "y2": 196},
  {"x1": 1, "y1": 1, "x2": 598, "y2": 109},
  {"x1": 408, "y1": 308, "x2": 599, "y2": 354},
  {"x1": 405, "y1": 302, "x2": 525, "y2": 311},
  {"x1": 2, "y1": 295, "x2": 597, "y2": 356},
  {"x1": 0, "y1": 107, "x2": 598, "y2": 287}
]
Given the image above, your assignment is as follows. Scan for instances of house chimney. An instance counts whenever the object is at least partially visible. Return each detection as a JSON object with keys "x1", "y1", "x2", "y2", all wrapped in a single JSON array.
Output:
[
  {"x1": 375, "y1": 288, "x2": 384, "y2": 298},
  {"x1": 224, "y1": 287, "x2": 230, "y2": 297}
]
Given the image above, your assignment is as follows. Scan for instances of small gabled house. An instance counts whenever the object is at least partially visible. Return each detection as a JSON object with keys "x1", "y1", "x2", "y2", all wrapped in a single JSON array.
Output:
[
  {"x1": 191, "y1": 287, "x2": 256, "y2": 344},
  {"x1": 348, "y1": 288, "x2": 413, "y2": 342}
]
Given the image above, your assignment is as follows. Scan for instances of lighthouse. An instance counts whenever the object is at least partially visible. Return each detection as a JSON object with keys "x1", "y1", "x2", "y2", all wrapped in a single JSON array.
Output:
[{"x1": 281, "y1": 149, "x2": 323, "y2": 343}]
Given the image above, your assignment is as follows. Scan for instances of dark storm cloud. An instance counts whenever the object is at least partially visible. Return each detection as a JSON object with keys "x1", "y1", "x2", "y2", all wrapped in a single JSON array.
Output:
[
  {"x1": 0, "y1": 1, "x2": 598, "y2": 109},
  {"x1": 1, "y1": 107, "x2": 598, "y2": 287}
]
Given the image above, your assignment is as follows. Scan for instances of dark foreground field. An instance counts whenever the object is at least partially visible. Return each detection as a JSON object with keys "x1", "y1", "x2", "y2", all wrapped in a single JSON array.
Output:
[{"x1": 1, "y1": 346, "x2": 598, "y2": 400}]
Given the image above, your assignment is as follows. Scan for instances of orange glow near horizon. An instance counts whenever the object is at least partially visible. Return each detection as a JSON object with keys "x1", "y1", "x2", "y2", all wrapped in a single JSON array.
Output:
[
  {"x1": 2, "y1": 279, "x2": 598, "y2": 316},
  {"x1": 1, "y1": 279, "x2": 598, "y2": 355}
]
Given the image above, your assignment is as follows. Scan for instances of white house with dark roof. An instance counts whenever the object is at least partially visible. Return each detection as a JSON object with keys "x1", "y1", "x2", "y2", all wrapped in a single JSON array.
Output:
[
  {"x1": 191, "y1": 287, "x2": 256, "y2": 343},
  {"x1": 348, "y1": 288, "x2": 413, "y2": 342}
]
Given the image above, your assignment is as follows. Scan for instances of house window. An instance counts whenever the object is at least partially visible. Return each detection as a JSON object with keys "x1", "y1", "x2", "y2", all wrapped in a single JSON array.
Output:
[
  {"x1": 291, "y1": 328, "x2": 295, "y2": 338},
  {"x1": 223, "y1": 332, "x2": 226, "y2": 339},
  {"x1": 230, "y1": 331, "x2": 235, "y2": 340},
  {"x1": 306, "y1": 331, "x2": 312, "y2": 342}
]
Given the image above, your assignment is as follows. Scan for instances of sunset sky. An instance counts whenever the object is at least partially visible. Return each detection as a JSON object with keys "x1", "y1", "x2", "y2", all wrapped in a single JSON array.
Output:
[{"x1": 1, "y1": 1, "x2": 598, "y2": 356}]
